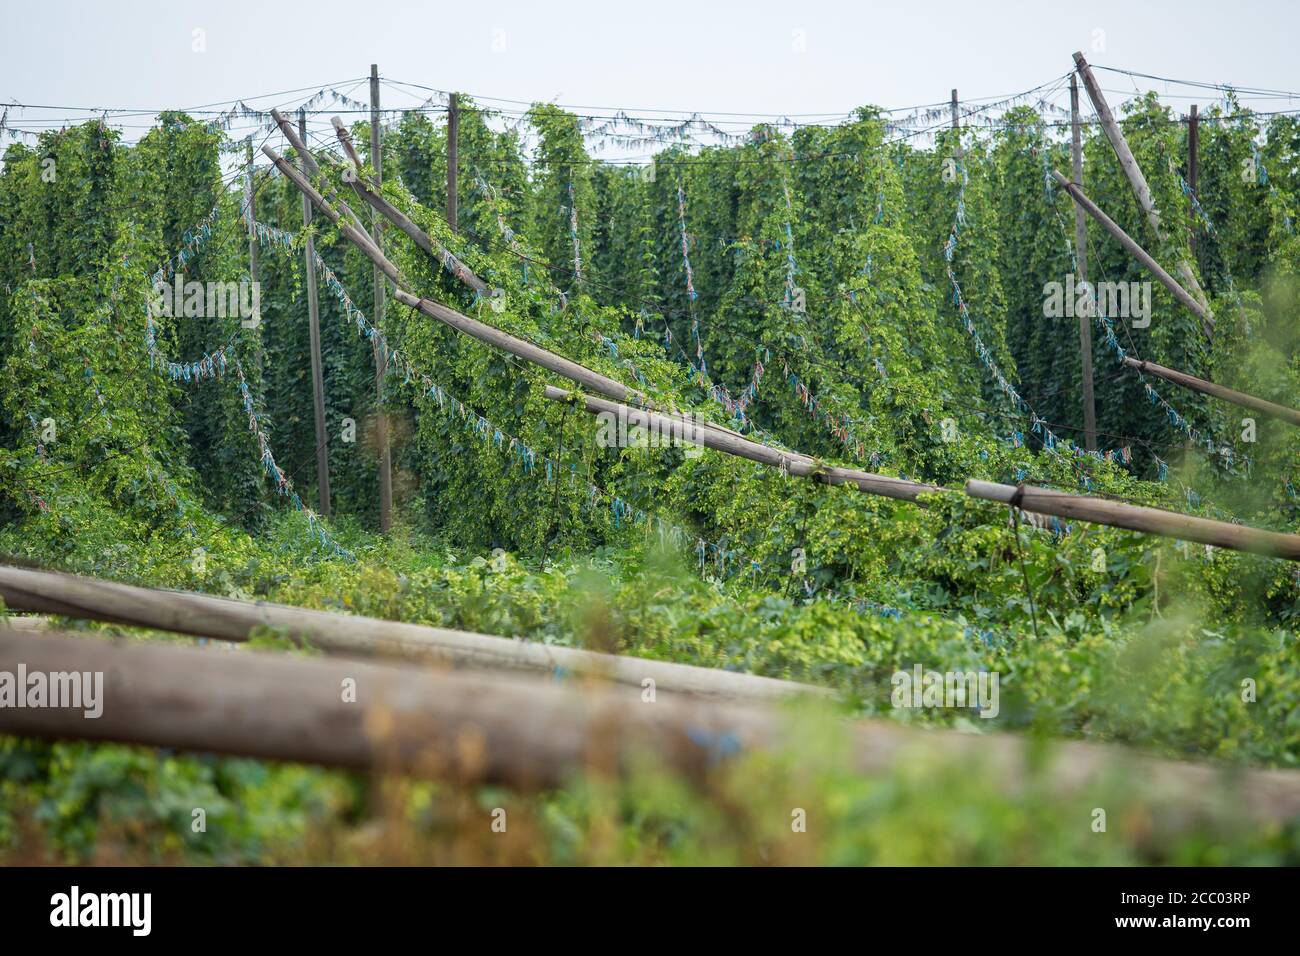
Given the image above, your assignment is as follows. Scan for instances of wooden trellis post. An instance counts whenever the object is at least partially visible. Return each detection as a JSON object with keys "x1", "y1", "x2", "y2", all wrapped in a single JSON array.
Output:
[
  {"x1": 371, "y1": 63, "x2": 393, "y2": 532},
  {"x1": 299, "y1": 111, "x2": 331, "y2": 517},
  {"x1": 1188, "y1": 104, "x2": 1200, "y2": 253},
  {"x1": 447, "y1": 92, "x2": 460, "y2": 232},
  {"x1": 245, "y1": 137, "x2": 262, "y2": 375},
  {"x1": 950, "y1": 88, "x2": 962, "y2": 157},
  {"x1": 1071, "y1": 74, "x2": 1097, "y2": 452}
]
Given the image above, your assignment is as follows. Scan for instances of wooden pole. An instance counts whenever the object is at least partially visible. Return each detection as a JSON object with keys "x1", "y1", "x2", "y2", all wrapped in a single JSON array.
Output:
[
  {"x1": 447, "y1": 92, "x2": 459, "y2": 232},
  {"x1": 6, "y1": 627, "x2": 1300, "y2": 822},
  {"x1": 299, "y1": 111, "x2": 331, "y2": 517},
  {"x1": 306, "y1": 154, "x2": 763, "y2": 445},
  {"x1": 1121, "y1": 355, "x2": 1300, "y2": 427},
  {"x1": 245, "y1": 137, "x2": 262, "y2": 375},
  {"x1": 966, "y1": 480, "x2": 1300, "y2": 560},
  {"x1": 1050, "y1": 170, "x2": 1212, "y2": 332},
  {"x1": 950, "y1": 88, "x2": 962, "y2": 158},
  {"x1": 0, "y1": 627, "x2": 792, "y2": 789},
  {"x1": 1188, "y1": 104, "x2": 1199, "y2": 254},
  {"x1": 1072, "y1": 52, "x2": 1212, "y2": 325},
  {"x1": 1070, "y1": 74, "x2": 1097, "y2": 452},
  {"x1": 371, "y1": 64, "x2": 393, "y2": 532},
  {"x1": 0, "y1": 564, "x2": 819, "y2": 702}
]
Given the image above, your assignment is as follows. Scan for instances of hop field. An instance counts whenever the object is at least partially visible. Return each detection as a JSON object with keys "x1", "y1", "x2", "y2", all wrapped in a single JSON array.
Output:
[{"x1": 2, "y1": 10, "x2": 1300, "y2": 872}]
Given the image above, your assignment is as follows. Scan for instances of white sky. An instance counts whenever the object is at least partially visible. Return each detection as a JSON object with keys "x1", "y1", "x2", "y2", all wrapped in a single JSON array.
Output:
[{"x1": 2, "y1": 0, "x2": 1299, "y2": 154}]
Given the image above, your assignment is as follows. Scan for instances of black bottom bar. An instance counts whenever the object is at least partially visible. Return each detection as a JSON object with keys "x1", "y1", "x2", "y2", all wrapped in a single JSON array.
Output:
[{"x1": 0, "y1": 866, "x2": 1287, "y2": 941}]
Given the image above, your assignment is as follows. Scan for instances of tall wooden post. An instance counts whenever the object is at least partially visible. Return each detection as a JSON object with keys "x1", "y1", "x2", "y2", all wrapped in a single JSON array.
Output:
[
  {"x1": 300, "y1": 112, "x2": 331, "y2": 517},
  {"x1": 447, "y1": 92, "x2": 459, "y2": 232},
  {"x1": 245, "y1": 138, "x2": 258, "y2": 281},
  {"x1": 1188, "y1": 104, "x2": 1200, "y2": 254},
  {"x1": 1071, "y1": 75, "x2": 1097, "y2": 452},
  {"x1": 370, "y1": 64, "x2": 393, "y2": 532},
  {"x1": 950, "y1": 88, "x2": 962, "y2": 158},
  {"x1": 246, "y1": 137, "x2": 262, "y2": 375}
]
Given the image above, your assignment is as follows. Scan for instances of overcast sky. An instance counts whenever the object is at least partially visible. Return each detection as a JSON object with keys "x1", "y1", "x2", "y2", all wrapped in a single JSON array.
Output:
[{"x1": 3, "y1": 0, "x2": 1298, "y2": 149}]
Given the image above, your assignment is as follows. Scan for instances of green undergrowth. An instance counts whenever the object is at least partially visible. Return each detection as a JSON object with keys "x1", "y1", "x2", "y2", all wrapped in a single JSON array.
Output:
[{"x1": 2, "y1": 520, "x2": 1297, "y2": 864}]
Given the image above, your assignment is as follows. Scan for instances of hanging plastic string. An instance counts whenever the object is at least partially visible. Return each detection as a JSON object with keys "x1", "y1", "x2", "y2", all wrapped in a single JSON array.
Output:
[
  {"x1": 567, "y1": 176, "x2": 582, "y2": 283},
  {"x1": 676, "y1": 180, "x2": 705, "y2": 376},
  {"x1": 138, "y1": 205, "x2": 352, "y2": 557},
  {"x1": 779, "y1": 167, "x2": 800, "y2": 310},
  {"x1": 944, "y1": 158, "x2": 1136, "y2": 480},
  {"x1": 232, "y1": 360, "x2": 352, "y2": 558}
]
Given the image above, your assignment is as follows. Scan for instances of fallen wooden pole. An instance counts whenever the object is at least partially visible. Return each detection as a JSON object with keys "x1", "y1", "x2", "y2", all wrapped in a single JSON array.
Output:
[
  {"x1": 544, "y1": 385, "x2": 1300, "y2": 559},
  {"x1": 1050, "y1": 170, "x2": 1209, "y2": 328},
  {"x1": 0, "y1": 564, "x2": 817, "y2": 703},
  {"x1": 1073, "y1": 51, "x2": 1211, "y2": 326},
  {"x1": 544, "y1": 385, "x2": 941, "y2": 503},
  {"x1": 5, "y1": 628, "x2": 1300, "y2": 824},
  {"x1": 1121, "y1": 356, "x2": 1300, "y2": 428},
  {"x1": 966, "y1": 480, "x2": 1300, "y2": 560}
]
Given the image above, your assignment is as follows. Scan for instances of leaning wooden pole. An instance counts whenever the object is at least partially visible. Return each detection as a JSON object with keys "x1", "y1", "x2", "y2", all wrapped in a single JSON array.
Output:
[
  {"x1": 1073, "y1": 51, "x2": 1211, "y2": 326},
  {"x1": 299, "y1": 112, "x2": 331, "y2": 517},
  {"x1": 1121, "y1": 356, "x2": 1300, "y2": 427},
  {"x1": 317, "y1": 159, "x2": 798, "y2": 449},
  {"x1": 1050, "y1": 170, "x2": 1210, "y2": 328},
  {"x1": 1059, "y1": 166, "x2": 1300, "y2": 427},
  {"x1": 264, "y1": 142, "x2": 648, "y2": 405},
  {"x1": 268, "y1": 142, "x2": 761, "y2": 454},
  {"x1": 0, "y1": 564, "x2": 820, "y2": 703},
  {"x1": 269, "y1": 108, "x2": 373, "y2": 246},
  {"x1": 966, "y1": 480, "x2": 1300, "y2": 560},
  {"x1": 6, "y1": 628, "x2": 1300, "y2": 823},
  {"x1": 329, "y1": 117, "x2": 490, "y2": 297}
]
